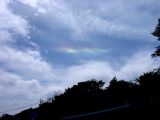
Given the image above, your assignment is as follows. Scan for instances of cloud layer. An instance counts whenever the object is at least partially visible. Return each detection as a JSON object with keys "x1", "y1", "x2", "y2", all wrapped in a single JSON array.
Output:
[
  {"x1": 16, "y1": 0, "x2": 159, "y2": 40},
  {"x1": 0, "y1": 0, "x2": 159, "y2": 115}
]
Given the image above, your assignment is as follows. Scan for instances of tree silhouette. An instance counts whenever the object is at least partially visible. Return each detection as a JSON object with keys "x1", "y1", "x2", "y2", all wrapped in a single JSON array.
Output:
[
  {"x1": 152, "y1": 18, "x2": 160, "y2": 57},
  {"x1": 0, "y1": 114, "x2": 14, "y2": 120},
  {"x1": 54, "y1": 80, "x2": 106, "y2": 117},
  {"x1": 106, "y1": 77, "x2": 136, "y2": 106},
  {"x1": 136, "y1": 70, "x2": 160, "y2": 108}
]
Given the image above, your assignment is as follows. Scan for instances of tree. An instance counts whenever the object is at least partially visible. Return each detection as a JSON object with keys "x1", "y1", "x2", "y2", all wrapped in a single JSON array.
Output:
[
  {"x1": 152, "y1": 18, "x2": 160, "y2": 57},
  {"x1": 136, "y1": 70, "x2": 160, "y2": 108},
  {"x1": 54, "y1": 79, "x2": 106, "y2": 116},
  {"x1": 0, "y1": 114, "x2": 14, "y2": 120},
  {"x1": 106, "y1": 77, "x2": 135, "y2": 105}
]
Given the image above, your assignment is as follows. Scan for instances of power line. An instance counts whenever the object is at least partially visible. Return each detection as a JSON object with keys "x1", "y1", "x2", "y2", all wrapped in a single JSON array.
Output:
[
  {"x1": 0, "y1": 96, "x2": 54, "y2": 116},
  {"x1": 0, "y1": 102, "x2": 39, "y2": 115}
]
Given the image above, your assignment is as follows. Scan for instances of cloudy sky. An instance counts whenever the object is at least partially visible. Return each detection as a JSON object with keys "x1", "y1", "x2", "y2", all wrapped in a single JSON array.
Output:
[{"x1": 0, "y1": 0, "x2": 160, "y2": 115}]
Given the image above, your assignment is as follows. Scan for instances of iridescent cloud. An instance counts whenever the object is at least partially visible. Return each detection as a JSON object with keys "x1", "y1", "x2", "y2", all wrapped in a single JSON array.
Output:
[{"x1": 56, "y1": 47, "x2": 109, "y2": 54}]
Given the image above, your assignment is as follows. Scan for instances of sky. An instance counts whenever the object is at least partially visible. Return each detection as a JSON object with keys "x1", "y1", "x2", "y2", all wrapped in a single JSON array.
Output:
[{"x1": 0, "y1": 0, "x2": 160, "y2": 115}]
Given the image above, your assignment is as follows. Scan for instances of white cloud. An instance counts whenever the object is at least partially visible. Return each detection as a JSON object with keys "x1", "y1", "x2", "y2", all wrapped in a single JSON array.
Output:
[
  {"x1": 17, "y1": 0, "x2": 50, "y2": 14},
  {"x1": 0, "y1": 46, "x2": 63, "y2": 115},
  {"x1": 117, "y1": 50, "x2": 159, "y2": 80},
  {"x1": 59, "y1": 50, "x2": 158, "y2": 87},
  {"x1": 18, "y1": 0, "x2": 39, "y2": 8},
  {"x1": 22, "y1": 0, "x2": 159, "y2": 40},
  {"x1": 0, "y1": 30, "x2": 13, "y2": 44},
  {"x1": 0, "y1": 0, "x2": 30, "y2": 37},
  {"x1": 9, "y1": 0, "x2": 159, "y2": 42},
  {"x1": 62, "y1": 61, "x2": 114, "y2": 87},
  {"x1": 0, "y1": 0, "x2": 59, "y2": 83},
  {"x1": 0, "y1": 69, "x2": 58, "y2": 115},
  {"x1": 0, "y1": 47, "x2": 59, "y2": 82},
  {"x1": 0, "y1": 0, "x2": 62, "y2": 115}
]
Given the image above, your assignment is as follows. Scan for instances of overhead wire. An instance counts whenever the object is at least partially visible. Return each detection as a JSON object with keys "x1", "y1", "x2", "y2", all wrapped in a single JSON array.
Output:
[{"x1": 0, "y1": 102, "x2": 39, "y2": 116}]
